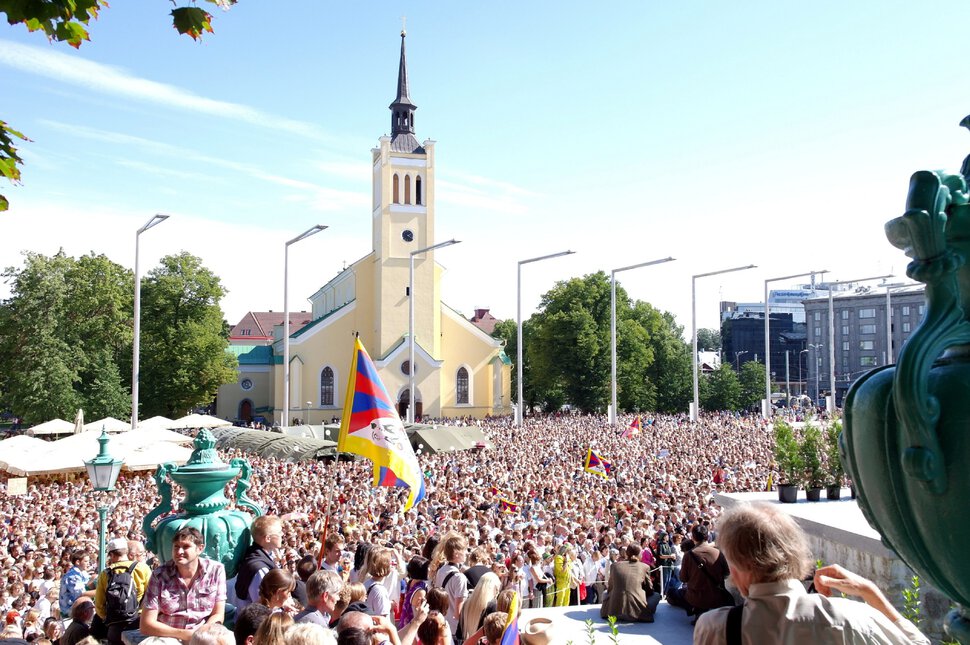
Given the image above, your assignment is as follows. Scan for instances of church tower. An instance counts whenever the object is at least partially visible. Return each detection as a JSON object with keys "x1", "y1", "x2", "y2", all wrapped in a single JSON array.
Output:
[{"x1": 371, "y1": 30, "x2": 440, "y2": 361}]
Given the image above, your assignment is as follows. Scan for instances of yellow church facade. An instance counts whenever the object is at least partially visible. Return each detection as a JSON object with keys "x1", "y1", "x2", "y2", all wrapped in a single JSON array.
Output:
[{"x1": 216, "y1": 32, "x2": 511, "y2": 425}]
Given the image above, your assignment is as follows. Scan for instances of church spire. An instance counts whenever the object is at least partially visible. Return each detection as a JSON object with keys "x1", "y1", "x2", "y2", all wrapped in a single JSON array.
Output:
[{"x1": 389, "y1": 29, "x2": 417, "y2": 139}]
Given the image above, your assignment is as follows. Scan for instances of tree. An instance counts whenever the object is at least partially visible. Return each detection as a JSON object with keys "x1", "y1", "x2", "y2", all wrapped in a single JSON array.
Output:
[
  {"x1": 0, "y1": 0, "x2": 239, "y2": 210},
  {"x1": 739, "y1": 360, "x2": 767, "y2": 411},
  {"x1": 524, "y1": 272, "x2": 689, "y2": 414},
  {"x1": 696, "y1": 328, "x2": 721, "y2": 352},
  {"x1": 700, "y1": 363, "x2": 742, "y2": 411},
  {"x1": 139, "y1": 252, "x2": 237, "y2": 417},
  {"x1": 0, "y1": 251, "x2": 133, "y2": 422}
]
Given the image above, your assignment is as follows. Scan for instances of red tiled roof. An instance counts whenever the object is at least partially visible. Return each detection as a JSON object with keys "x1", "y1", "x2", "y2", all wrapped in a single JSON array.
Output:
[
  {"x1": 469, "y1": 308, "x2": 499, "y2": 335},
  {"x1": 229, "y1": 311, "x2": 313, "y2": 340}
]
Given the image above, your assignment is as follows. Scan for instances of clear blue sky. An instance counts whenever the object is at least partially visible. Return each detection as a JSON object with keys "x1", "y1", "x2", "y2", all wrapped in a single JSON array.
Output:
[{"x1": 2, "y1": 2, "x2": 969, "y2": 335}]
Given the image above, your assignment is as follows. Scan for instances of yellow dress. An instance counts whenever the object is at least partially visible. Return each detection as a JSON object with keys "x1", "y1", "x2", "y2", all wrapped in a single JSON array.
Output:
[{"x1": 553, "y1": 554, "x2": 571, "y2": 607}]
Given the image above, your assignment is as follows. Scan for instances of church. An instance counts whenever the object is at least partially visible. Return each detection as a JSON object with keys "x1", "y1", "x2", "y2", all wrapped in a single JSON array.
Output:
[{"x1": 216, "y1": 32, "x2": 512, "y2": 425}]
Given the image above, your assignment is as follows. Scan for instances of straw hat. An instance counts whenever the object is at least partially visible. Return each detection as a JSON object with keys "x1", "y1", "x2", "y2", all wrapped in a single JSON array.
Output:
[{"x1": 520, "y1": 617, "x2": 556, "y2": 645}]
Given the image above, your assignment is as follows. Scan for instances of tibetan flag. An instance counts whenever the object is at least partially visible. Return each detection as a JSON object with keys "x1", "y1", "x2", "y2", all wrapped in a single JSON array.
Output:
[
  {"x1": 498, "y1": 498, "x2": 519, "y2": 514},
  {"x1": 489, "y1": 485, "x2": 503, "y2": 497},
  {"x1": 500, "y1": 591, "x2": 519, "y2": 645},
  {"x1": 338, "y1": 336, "x2": 426, "y2": 510},
  {"x1": 621, "y1": 416, "x2": 642, "y2": 438},
  {"x1": 584, "y1": 448, "x2": 612, "y2": 478}
]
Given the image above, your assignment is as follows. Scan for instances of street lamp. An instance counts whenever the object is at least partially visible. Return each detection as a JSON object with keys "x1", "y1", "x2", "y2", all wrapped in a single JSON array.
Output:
[
  {"x1": 798, "y1": 348, "x2": 809, "y2": 397},
  {"x1": 763, "y1": 270, "x2": 827, "y2": 419},
  {"x1": 283, "y1": 225, "x2": 328, "y2": 428},
  {"x1": 84, "y1": 428, "x2": 123, "y2": 571},
  {"x1": 734, "y1": 351, "x2": 748, "y2": 371},
  {"x1": 516, "y1": 251, "x2": 575, "y2": 426},
  {"x1": 610, "y1": 257, "x2": 675, "y2": 425},
  {"x1": 883, "y1": 282, "x2": 916, "y2": 364},
  {"x1": 692, "y1": 264, "x2": 757, "y2": 421},
  {"x1": 808, "y1": 343, "x2": 822, "y2": 405},
  {"x1": 826, "y1": 274, "x2": 892, "y2": 412},
  {"x1": 132, "y1": 213, "x2": 169, "y2": 431},
  {"x1": 408, "y1": 239, "x2": 461, "y2": 424}
]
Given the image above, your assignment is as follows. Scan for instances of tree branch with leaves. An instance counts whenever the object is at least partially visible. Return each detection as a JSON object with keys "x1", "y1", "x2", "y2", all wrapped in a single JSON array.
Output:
[{"x1": 0, "y1": 0, "x2": 239, "y2": 211}]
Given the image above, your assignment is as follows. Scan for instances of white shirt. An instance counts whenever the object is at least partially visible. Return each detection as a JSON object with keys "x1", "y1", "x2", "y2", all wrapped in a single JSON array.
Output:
[{"x1": 694, "y1": 580, "x2": 930, "y2": 645}]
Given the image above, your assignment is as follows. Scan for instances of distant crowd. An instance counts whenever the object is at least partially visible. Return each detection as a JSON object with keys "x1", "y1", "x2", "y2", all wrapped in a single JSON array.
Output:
[{"x1": 0, "y1": 412, "x2": 792, "y2": 644}]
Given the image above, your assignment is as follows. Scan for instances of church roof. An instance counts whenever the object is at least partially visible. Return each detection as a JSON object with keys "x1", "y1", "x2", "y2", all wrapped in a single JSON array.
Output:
[
  {"x1": 390, "y1": 133, "x2": 425, "y2": 154},
  {"x1": 230, "y1": 311, "x2": 312, "y2": 341},
  {"x1": 227, "y1": 345, "x2": 274, "y2": 365}
]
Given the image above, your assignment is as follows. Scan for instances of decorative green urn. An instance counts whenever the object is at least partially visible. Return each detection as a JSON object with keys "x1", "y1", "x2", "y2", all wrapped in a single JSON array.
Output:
[
  {"x1": 142, "y1": 429, "x2": 262, "y2": 578},
  {"x1": 843, "y1": 116, "x2": 970, "y2": 643}
]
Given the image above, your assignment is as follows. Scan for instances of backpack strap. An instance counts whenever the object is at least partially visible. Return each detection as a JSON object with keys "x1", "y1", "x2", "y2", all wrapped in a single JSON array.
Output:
[
  {"x1": 725, "y1": 604, "x2": 743, "y2": 645},
  {"x1": 442, "y1": 570, "x2": 457, "y2": 590}
]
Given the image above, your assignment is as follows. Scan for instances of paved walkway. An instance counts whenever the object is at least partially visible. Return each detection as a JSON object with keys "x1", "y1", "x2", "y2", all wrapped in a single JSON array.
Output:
[{"x1": 519, "y1": 599, "x2": 696, "y2": 644}]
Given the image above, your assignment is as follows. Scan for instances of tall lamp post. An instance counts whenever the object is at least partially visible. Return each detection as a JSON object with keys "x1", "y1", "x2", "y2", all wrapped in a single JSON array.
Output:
[
  {"x1": 132, "y1": 214, "x2": 169, "y2": 431},
  {"x1": 516, "y1": 250, "x2": 574, "y2": 427},
  {"x1": 808, "y1": 343, "x2": 822, "y2": 405},
  {"x1": 692, "y1": 264, "x2": 757, "y2": 422},
  {"x1": 408, "y1": 239, "x2": 460, "y2": 424},
  {"x1": 734, "y1": 351, "x2": 748, "y2": 371},
  {"x1": 283, "y1": 225, "x2": 328, "y2": 428},
  {"x1": 84, "y1": 429, "x2": 123, "y2": 571},
  {"x1": 763, "y1": 270, "x2": 826, "y2": 419},
  {"x1": 826, "y1": 274, "x2": 892, "y2": 412},
  {"x1": 610, "y1": 257, "x2": 675, "y2": 425},
  {"x1": 883, "y1": 283, "x2": 915, "y2": 364},
  {"x1": 798, "y1": 348, "x2": 809, "y2": 397}
]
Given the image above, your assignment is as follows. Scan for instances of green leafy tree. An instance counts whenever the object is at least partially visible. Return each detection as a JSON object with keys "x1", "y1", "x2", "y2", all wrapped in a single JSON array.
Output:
[
  {"x1": 0, "y1": 251, "x2": 133, "y2": 422},
  {"x1": 641, "y1": 309, "x2": 692, "y2": 413},
  {"x1": 0, "y1": 0, "x2": 239, "y2": 211},
  {"x1": 696, "y1": 328, "x2": 721, "y2": 352},
  {"x1": 139, "y1": 252, "x2": 237, "y2": 417},
  {"x1": 739, "y1": 360, "x2": 767, "y2": 411},
  {"x1": 700, "y1": 362, "x2": 742, "y2": 411}
]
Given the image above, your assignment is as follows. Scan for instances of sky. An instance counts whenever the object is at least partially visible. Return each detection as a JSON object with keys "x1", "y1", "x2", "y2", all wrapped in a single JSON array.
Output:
[{"x1": 2, "y1": 2, "x2": 970, "y2": 337}]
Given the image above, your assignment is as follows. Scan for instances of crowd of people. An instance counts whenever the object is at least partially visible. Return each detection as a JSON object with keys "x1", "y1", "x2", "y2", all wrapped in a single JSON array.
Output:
[{"x1": 0, "y1": 411, "x2": 928, "y2": 644}]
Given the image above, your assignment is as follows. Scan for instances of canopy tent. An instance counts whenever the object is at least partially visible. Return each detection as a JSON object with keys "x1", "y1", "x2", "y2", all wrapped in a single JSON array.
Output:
[
  {"x1": 409, "y1": 425, "x2": 490, "y2": 455},
  {"x1": 82, "y1": 417, "x2": 130, "y2": 433},
  {"x1": 209, "y1": 427, "x2": 336, "y2": 461},
  {"x1": 26, "y1": 419, "x2": 74, "y2": 436},
  {"x1": 0, "y1": 426, "x2": 195, "y2": 476},
  {"x1": 282, "y1": 424, "x2": 341, "y2": 442},
  {"x1": 170, "y1": 414, "x2": 232, "y2": 429}
]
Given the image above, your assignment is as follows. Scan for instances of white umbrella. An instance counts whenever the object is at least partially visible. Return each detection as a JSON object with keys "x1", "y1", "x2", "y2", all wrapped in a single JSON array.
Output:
[
  {"x1": 169, "y1": 414, "x2": 232, "y2": 429},
  {"x1": 26, "y1": 419, "x2": 74, "y2": 436},
  {"x1": 136, "y1": 416, "x2": 174, "y2": 430},
  {"x1": 82, "y1": 417, "x2": 130, "y2": 433}
]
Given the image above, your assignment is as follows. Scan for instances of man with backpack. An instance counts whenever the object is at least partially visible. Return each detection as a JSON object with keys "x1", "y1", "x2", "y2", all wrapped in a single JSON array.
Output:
[{"x1": 93, "y1": 538, "x2": 151, "y2": 644}]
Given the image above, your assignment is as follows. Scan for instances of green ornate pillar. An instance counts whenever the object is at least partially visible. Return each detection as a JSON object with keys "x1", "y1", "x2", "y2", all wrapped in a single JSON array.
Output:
[
  {"x1": 843, "y1": 115, "x2": 970, "y2": 643},
  {"x1": 142, "y1": 429, "x2": 262, "y2": 578}
]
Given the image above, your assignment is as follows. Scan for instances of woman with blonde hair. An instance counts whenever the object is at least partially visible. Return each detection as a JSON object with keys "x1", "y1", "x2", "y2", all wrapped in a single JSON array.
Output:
[
  {"x1": 252, "y1": 611, "x2": 293, "y2": 645},
  {"x1": 459, "y1": 572, "x2": 501, "y2": 642},
  {"x1": 285, "y1": 622, "x2": 337, "y2": 645}
]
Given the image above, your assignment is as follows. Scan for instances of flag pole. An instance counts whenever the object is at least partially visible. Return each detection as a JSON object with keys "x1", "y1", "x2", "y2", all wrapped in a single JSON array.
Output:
[{"x1": 317, "y1": 331, "x2": 358, "y2": 565}]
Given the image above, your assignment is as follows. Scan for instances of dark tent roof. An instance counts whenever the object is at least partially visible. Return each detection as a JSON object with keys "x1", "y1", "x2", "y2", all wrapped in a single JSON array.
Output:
[{"x1": 209, "y1": 426, "x2": 336, "y2": 461}]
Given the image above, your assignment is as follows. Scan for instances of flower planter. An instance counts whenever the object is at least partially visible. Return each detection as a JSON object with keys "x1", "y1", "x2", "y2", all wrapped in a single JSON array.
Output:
[
  {"x1": 806, "y1": 487, "x2": 822, "y2": 502},
  {"x1": 826, "y1": 485, "x2": 842, "y2": 500},
  {"x1": 777, "y1": 484, "x2": 799, "y2": 504}
]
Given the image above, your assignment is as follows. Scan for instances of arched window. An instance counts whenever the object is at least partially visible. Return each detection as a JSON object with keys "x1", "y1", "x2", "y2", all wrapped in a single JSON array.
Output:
[
  {"x1": 456, "y1": 367, "x2": 469, "y2": 405},
  {"x1": 392, "y1": 174, "x2": 400, "y2": 204},
  {"x1": 320, "y1": 367, "x2": 334, "y2": 406},
  {"x1": 415, "y1": 176, "x2": 423, "y2": 205},
  {"x1": 404, "y1": 175, "x2": 411, "y2": 204}
]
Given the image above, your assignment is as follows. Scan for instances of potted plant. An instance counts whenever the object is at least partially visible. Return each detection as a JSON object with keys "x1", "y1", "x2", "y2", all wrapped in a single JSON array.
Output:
[
  {"x1": 773, "y1": 419, "x2": 802, "y2": 503},
  {"x1": 799, "y1": 424, "x2": 826, "y2": 501},
  {"x1": 825, "y1": 420, "x2": 844, "y2": 500}
]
